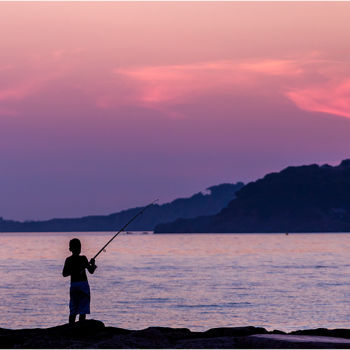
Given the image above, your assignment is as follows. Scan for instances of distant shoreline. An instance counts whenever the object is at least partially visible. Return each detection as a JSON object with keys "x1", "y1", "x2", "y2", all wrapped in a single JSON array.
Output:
[{"x1": 2, "y1": 231, "x2": 350, "y2": 235}]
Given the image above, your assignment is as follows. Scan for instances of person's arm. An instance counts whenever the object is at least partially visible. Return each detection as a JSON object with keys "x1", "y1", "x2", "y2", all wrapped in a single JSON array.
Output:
[
  {"x1": 62, "y1": 258, "x2": 71, "y2": 277},
  {"x1": 85, "y1": 256, "x2": 97, "y2": 274}
]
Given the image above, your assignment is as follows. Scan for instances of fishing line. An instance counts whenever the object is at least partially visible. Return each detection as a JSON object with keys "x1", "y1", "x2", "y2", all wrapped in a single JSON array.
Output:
[{"x1": 93, "y1": 199, "x2": 158, "y2": 259}]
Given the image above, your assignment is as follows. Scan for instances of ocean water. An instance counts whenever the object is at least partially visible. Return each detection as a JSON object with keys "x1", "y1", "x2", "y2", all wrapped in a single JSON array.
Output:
[{"x1": 1, "y1": 232, "x2": 350, "y2": 332}]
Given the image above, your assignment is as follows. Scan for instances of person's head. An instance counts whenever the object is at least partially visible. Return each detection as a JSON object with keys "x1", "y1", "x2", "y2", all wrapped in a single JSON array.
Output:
[{"x1": 69, "y1": 238, "x2": 81, "y2": 255}]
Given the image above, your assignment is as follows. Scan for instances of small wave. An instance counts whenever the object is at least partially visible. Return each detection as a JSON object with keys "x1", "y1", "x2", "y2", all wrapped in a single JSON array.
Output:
[
  {"x1": 141, "y1": 297, "x2": 170, "y2": 303},
  {"x1": 0, "y1": 285, "x2": 14, "y2": 289},
  {"x1": 112, "y1": 281, "x2": 122, "y2": 285},
  {"x1": 174, "y1": 302, "x2": 251, "y2": 309},
  {"x1": 316, "y1": 282, "x2": 343, "y2": 287},
  {"x1": 270, "y1": 265, "x2": 338, "y2": 269}
]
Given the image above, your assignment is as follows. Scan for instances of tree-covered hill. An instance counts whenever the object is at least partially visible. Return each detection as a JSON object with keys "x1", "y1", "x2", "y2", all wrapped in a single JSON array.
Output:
[{"x1": 155, "y1": 160, "x2": 350, "y2": 233}]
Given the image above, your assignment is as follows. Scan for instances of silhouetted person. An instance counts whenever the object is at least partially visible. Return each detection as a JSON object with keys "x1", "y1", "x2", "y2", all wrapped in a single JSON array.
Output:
[{"x1": 62, "y1": 238, "x2": 97, "y2": 324}]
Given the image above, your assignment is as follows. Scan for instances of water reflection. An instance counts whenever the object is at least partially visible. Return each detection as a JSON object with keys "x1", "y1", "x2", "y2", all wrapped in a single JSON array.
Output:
[{"x1": 0, "y1": 233, "x2": 350, "y2": 331}]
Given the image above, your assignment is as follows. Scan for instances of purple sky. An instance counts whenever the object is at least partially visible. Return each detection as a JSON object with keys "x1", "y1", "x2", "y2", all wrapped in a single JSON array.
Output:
[{"x1": 1, "y1": 2, "x2": 350, "y2": 220}]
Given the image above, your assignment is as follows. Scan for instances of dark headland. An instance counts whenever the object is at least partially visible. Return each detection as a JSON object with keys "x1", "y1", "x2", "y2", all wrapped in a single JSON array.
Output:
[
  {"x1": 3, "y1": 320, "x2": 350, "y2": 348},
  {"x1": 3, "y1": 158, "x2": 350, "y2": 234},
  {"x1": 155, "y1": 159, "x2": 350, "y2": 233}
]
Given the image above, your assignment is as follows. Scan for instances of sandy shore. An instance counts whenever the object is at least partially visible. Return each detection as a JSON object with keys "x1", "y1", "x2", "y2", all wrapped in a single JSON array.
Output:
[{"x1": 2, "y1": 320, "x2": 350, "y2": 348}]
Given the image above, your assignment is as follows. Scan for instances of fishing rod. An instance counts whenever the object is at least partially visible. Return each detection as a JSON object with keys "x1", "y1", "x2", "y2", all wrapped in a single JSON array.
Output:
[{"x1": 93, "y1": 199, "x2": 159, "y2": 260}]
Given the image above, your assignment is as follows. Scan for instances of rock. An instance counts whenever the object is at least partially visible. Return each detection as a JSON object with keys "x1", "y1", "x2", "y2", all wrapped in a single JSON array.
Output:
[
  {"x1": 175, "y1": 336, "x2": 238, "y2": 349},
  {"x1": 271, "y1": 329, "x2": 287, "y2": 335},
  {"x1": 132, "y1": 327, "x2": 192, "y2": 340},
  {"x1": 241, "y1": 334, "x2": 350, "y2": 349},
  {"x1": 290, "y1": 328, "x2": 350, "y2": 339},
  {"x1": 200, "y1": 326, "x2": 268, "y2": 338},
  {"x1": 3, "y1": 321, "x2": 350, "y2": 348}
]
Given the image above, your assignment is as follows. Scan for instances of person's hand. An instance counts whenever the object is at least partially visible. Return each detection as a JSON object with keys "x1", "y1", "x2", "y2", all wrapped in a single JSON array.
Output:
[{"x1": 90, "y1": 258, "x2": 96, "y2": 266}]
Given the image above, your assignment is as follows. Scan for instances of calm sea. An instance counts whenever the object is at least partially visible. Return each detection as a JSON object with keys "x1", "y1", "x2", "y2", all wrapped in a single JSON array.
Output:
[{"x1": 1, "y1": 232, "x2": 350, "y2": 332}]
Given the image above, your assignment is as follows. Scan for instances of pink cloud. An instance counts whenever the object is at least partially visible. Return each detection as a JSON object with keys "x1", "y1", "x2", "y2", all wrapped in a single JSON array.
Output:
[
  {"x1": 0, "y1": 48, "x2": 84, "y2": 114},
  {"x1": 2, "y1": 49, "x2": 349, "y2": 121},
  {"x1": 0, "y1": 80, "x2": 44, "y2": 102},
  {"x1": 286, "y1": 79, "x2": 350, "y2": 119},
  {"x1": 238, "y1": 59, "x2": 303, "y2": 76},
  {"x1": 113, "y1": 60, "x2": 261, "y2": 109},
  {"x1": 111, "y1": 55, "x2": 350, "y2": 120},
  {"x1": 114, "y1": 58, "x2": 314, "y2": 109}
]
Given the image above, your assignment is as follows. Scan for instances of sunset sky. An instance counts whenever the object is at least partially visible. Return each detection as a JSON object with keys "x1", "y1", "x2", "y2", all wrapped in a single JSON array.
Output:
[{"x1": 1, "y1": 2, "x2": 350, "y2": 220}]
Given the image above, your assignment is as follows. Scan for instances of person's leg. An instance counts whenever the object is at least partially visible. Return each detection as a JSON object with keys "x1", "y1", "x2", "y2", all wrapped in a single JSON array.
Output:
[
  {"x1": 70, "y1": 284, "x2": 79, "y2": 325},
  {"x1": 78, "y1": 283, "x2": 90, "y2": 322},
  {"x1": 69, "y1": 314, "x2": 77, "y2": 324}
]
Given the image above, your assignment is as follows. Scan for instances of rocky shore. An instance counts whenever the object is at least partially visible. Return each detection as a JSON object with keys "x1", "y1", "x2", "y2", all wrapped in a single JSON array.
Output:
[{"x1": 2, "y1": 320, "x2": 350, "y2": 348}]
